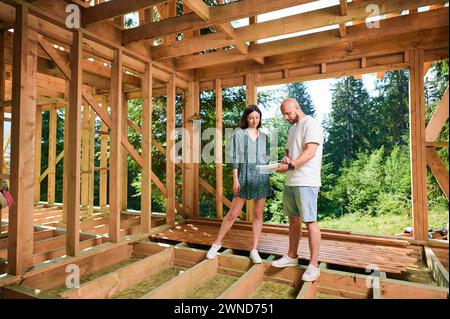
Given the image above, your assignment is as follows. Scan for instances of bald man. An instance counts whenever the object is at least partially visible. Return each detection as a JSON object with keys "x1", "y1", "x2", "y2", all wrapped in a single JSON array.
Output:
[{"x1": 272, "y1": 98, "x2": 323, "y2": 282}]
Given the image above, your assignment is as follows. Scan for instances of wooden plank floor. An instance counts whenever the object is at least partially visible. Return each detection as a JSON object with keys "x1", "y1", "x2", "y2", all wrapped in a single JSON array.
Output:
[{"x1": 152, "y1": 219, "x2": 419, "y2": 274}]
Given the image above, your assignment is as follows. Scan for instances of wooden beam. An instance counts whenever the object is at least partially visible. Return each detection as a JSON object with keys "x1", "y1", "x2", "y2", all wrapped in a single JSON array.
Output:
[
  {"x1": 219, "y1": 263, "x2": 264, "y2": 298},
  {"x1": 425, "y1": 87, "x2": 449, "y2": 142},
  {"x1": 40, "y1": 150, "x2": 63, "y2": 182},
  {"x1": 141, "y1": 62, "x2": 153, "y2": 233},
  {"x1": 175, "y1": 7, "x2": 449, "y2": 70},
  {"x1": 62, "y1": 84, "x2": 68, "y2": 224},
  {"x1": 81, "y1": 0, "x2": 168, "y2": 26},
  {"x1": 409, "y1": 49, "x2": 428, "y2": 242},
  {"x1": 182, "y1": 82, "x2": 194, "y2": 218},
  {"x1": 183, "y1": 0, "x2": 210, "y2": 20},
  {"x1": 122, "y1": 0, "x2": 317, "y2": 44},
  {"x1": 109, "y1": 48, "x2": 123, "y2": 243},
  {"x1": 193, "y1": 81, "x2": 200, "y2": 217},
  {"x1": 215, "y1": 79, "x2": 223, "y2": 219},
  {"x1": 121, "y1": 96, "x2": 128, "y2": 212},
  {"x1": 65, "y1": 29, "x2": 83, "y2": 257},
  {"x1": 297, "y1": 281, "x2": 317, "y2": 299},
  {"x1": 8, "y1": 5, "x2": 37, "y2": 275},
  {"x1": 152, "y1": 0, "x2": 447, "y2": 60},
  {"x1": 140, "y1": 258, "x2": 218, "y2": 298},
  {"x1": 99, "y1": 97, "x2": 108, "y2": 209},
  {"x1": 61, "y1": 248, "x2": 174, "y2": 299},
  {"x1": 80, "y1": 104, "x2": 90, "y2": 208},
  {"x1": 34, "y1": 108, "x2": 42, "y2": 202},
  {"x1": 88, "y1": 106, "x2": 95, "y2": 214},
  {"x1": 0, "y1": 30, "x2": 4, "y2": 188},
  {"x1": 426, "y1": 147, "x2": 449, "y2": 200},
  {"x1": 47, "y1": 104, "x2": 57, "y2": 205},
  {"x1": 424, "y1": 246, "x2": 449, "y2": 287},
  {"x1": 166, "y1": 73, "x2": 176, "y2": 225}
]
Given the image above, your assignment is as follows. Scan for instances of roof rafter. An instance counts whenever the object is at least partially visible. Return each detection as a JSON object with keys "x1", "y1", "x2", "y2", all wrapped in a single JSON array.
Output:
[
  {"x1": 81, "y1": 0, "x2": 169, "y2": 26},
  {"x1": 182, "y1": 1, "x2": 264, "y2": 65},
  {"x1": 122, "y1": 0, "x2": 316, "y2": 44},
  {"x1": 152, "y1": 0, "x2": 447, "y2": 60},
  {"x1": 175, "y1": 7, "x2": 449, "y2": 70}
]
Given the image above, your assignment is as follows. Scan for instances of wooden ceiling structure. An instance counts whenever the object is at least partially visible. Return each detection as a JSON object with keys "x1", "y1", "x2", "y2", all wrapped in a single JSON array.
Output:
[{"x1": 0, "y1": 0, "x2": 448, "y2": 281}]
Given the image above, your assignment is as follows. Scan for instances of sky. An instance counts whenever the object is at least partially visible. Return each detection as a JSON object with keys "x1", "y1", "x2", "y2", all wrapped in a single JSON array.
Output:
[{"x1": 257, "y1": 75, "x2": 378, "y2": 124}]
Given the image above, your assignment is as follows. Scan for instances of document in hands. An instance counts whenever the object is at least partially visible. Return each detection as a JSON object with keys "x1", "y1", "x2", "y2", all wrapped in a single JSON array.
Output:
[{"x1": 256, "y1": 163, "x2": 279, "y2": 174}]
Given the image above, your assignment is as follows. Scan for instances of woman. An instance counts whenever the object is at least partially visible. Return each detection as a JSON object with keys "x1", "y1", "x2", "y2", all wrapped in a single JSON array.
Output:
[{"x1": 206, "y1": 105, "x2": 272, "y2": 263}]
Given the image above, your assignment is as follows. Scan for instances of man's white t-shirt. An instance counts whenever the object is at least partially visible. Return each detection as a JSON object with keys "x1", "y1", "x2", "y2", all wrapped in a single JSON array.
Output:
[{"x1": 285, "y1": 115, "x2": 324, "y2": 187}]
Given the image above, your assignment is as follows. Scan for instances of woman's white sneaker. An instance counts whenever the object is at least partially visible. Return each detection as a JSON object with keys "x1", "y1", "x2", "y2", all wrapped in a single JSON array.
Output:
[
  {"x1": 250, "y1": 249, "x2": 262, "y2": 264},
  {"x1": 302, "y1": 264, "x2": 320, "y2": 282},
  {"x1": 206, "y1": 243, "x2": 221, "y2": 260},
  {"x1": 271, "y1": 255, "x2": 298, "y2": 268}
]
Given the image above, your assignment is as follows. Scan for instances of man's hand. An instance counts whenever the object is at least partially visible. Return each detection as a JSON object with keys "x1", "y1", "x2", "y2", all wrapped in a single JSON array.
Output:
[
  {"x1": 282, "y1": 156, "x2": 292, "y2": 165},
  {"x1": 276, "y1": 164, "x2": 289, "y2": 173}
]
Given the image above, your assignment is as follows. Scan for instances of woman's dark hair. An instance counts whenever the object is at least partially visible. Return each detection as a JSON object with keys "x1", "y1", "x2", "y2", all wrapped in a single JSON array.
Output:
[{"x1": 239, "y1": 104, "x2": 262, "y2": 129}]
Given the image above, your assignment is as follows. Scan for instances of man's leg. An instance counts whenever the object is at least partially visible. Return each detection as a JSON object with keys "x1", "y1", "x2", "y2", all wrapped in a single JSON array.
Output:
[
  {"x1": 287, "y1": 216, "x2": 302, "y2": 259},
  {"x1": 305, "y1": 221, "x2": 321, "y2": 268}
]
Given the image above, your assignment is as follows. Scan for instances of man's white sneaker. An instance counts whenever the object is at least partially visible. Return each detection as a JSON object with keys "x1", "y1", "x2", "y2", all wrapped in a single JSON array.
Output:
[
  {"x1": 271, "y1": 255, "x2": 298, "y2": 268},
  {"x1": 250, "y1": 249, "x2": 262, "y2": 264},
  {"x1": 206, "y1": 243, "x2": 221, "y2": 260},
  {"x1": 302, "y1": 264, "x2": 320, "y2": 282}
]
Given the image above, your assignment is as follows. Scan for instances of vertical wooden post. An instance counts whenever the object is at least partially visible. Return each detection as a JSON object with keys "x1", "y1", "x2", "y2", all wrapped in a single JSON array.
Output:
[
  {"x1": 409, "y1": 49, "x2": 428, "y2": 242},
  {"x1": 65, "y1": 30, "x2": 83, "y2": 257},
  {"x1": 121, "y1": 95, "x2": 128, "y2": 212},
  {"x1": 166, "y1": 73, "x2": 176, "y2": 225},
  {"x1": 8, "y1": 6, "x2": 37, "y2": 275},
  {"x1": 215, "y1": 79, "x2": 223, "y2": 219},
  {"x1": 99, "y1": 97, "x2": 108, "y2": 209},
  {"x1": 34, "y1": 108, "x2": 42, "y2": 203},
  {"x1": 183, "y1": 82, "x2": 194, "y2": 218},
  {"x1": 47, "y1": 104, "x2": 57, "y2": 205},
  {"x1": 81, "y1": 104, "x2": 89, "y2": 208},
  {"x1": 245, "y1": 73, "x2": 257, "y2": 222},
  {"x1": 62, "y1": 81, "x2": 69, "y2": 224},
  {"x1": 141, "y1": 62, "x2": 153, "y2": 233},
  {"x1": 109, "y1": 48, "x2": 123, "y2": 242},
  {"x1": 193, "y1": 81, "x2": 200, "y2": 217},
  {"x1": 88, "y1": 107, "x2": 95, "y2": 214},
  {"x1": 0, "y1": 30, "x2": 5, "y2": 188}
]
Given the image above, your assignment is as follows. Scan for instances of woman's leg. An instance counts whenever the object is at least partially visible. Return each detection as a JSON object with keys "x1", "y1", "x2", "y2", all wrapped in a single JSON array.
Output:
[
  {"x1": 213, "y1": 197, "x2": 247, "y2": 246},
  {"x1": 251, "y1": 198, "x2": 266, "y2": 251}
]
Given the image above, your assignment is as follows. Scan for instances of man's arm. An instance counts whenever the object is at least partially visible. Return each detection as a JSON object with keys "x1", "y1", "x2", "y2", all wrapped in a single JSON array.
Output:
[
  {"x1": 290, "y1": 143, "x2": 319, "y2": 169},
  {"x1": 277, "y1": 143, "x2": 318, "y2": 172}
]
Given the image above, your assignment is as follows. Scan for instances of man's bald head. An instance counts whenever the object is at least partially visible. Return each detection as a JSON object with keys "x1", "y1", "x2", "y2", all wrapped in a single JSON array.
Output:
[
  {"x1": 281, "y1": 98, "x2": 299, "y2": 112},
  {"x1": 280, "y1": 98, "x2": 304, "y2": 124}
]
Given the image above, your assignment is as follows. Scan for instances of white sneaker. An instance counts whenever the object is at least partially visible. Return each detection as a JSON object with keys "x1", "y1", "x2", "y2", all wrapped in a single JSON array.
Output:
[
  {"x1": 206, "y1": 243, "x2": 221, "y2": 260},
  {"x1": 302, "y1": 264, "x2": 320, "y2": 282},
  {"x1": 271, "y1": 255, "x2": 298, "y2": 268},
  {"x1": 250, "y1": 249, "x2": 262, "y2": 264}
]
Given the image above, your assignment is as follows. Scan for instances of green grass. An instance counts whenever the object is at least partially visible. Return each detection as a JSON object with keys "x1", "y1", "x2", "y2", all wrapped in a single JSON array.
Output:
[{"x1": 318, "y1": 207, "x2": 448, "y2": 235}]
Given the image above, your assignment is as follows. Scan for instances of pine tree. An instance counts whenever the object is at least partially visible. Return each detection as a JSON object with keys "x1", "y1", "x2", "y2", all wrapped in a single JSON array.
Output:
[
  {"x1": 324, "y1": 77, "x2": 373, "y2": 173},
  {"x1": 374, "y1": 70, "x2": 409, "y2": 150},
  {"x1": 285, "y1": 82, "x2": 316, "y2": 116}
]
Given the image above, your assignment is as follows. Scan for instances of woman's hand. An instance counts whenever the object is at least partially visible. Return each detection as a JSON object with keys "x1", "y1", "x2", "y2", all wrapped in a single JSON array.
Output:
[
  {"x1": 233, "y1": 179, "x2": 240, "y2": 197},
  {"x1": 276, "y1": 164, "x2": 289, "y2": 173}
]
